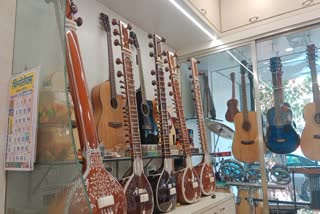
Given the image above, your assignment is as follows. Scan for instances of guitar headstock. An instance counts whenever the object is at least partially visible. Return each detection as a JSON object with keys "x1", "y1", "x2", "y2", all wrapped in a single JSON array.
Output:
[
  {"x1": 230, "y1": 72, "x2": 235, "y2": 82},
  {"x1": 112, "y1": 19, "x2": 133, "y2": 52},
  {"x1": 269, "y1": 57, "x2": 281, "y2": 74},
  {"x1": 130, "y1": 31, "x2": 139, "y2": 49},
  {"x1": 99, "y1": 13, "x2": 111, "y2": 33},
  {"x1": 240, "y1": 60, "x2": 248, "y2": 75},
  {"x1": 307, "y1": 44, "x2": 317, "y2": 63},
  {"x1": 65, "y1": 0, "x2": 83, "y2": 26}
]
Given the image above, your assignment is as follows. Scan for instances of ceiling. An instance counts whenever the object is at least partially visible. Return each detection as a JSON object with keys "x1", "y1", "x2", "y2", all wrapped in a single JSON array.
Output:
[{"x1": 98, "y1": 0, "x2": 213, "y2": 51}]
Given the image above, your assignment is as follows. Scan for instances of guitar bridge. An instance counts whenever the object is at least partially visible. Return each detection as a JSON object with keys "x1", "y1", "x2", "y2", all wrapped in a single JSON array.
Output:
[
  {"x1": 313, "y1": 134, "x2": 320, "y2": 139},
  {"x1": 241, "y1": 140, "x2": 254, "y2": 145},
  {"x1": 108, "y1": 122, "x2": 123, "y2": 128}
]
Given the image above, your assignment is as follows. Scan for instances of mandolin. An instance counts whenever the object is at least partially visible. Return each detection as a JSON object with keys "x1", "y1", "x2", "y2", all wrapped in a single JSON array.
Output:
[
  {"x1": 112, "y1": 19, "x2": 154, "y2": 214},
  {"x1": 65, "y1": 1, "x2": 127, "y2": 213},
  {"x1": 130, "y1": 32, "x2": 159, "y2": 145},
  {"x1": 225, "y1": 72, "x2": 240, "y2": 122},
  {"x1": 266, "y1": 57, "x2": 300, "y2": 154},
  {"x1": 187, "y1": 58, "x2": 216, "y2": 196},
  {"x1": 147, "y1": 35, "x2": 177, "y2": 213},
  {"x1": 301, "y1": 44, "x2": 320, "y2": 160},
  {"x1": 232, "y1": 61, "x2": 260, "y2": 163},
  {"x1": 172, "y1": 58, "x2": 202, "y2": 204},
  {"x1": 91, "y1": 13, "x2": 127, "y2": 153}
]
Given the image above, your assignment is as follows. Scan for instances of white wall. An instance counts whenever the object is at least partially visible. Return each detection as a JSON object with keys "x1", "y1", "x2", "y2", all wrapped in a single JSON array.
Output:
[{"x1": 0, "y1": 0, "x2": 16, "y2": 213}]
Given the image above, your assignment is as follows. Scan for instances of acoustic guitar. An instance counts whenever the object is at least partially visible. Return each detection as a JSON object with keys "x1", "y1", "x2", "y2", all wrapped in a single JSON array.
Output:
[
  {"x1": 147, "y1": 35, "x2": 177, "y2": 213},
  {"x1": 65, "y1": 1, "x2": 127, "y2": 213},
  {"x1": 130, "y1": 32, "x2": 159, "y2": 145},
  {"x1": 301, "y1": 44, "x2": 320, "y2": 160},
  {"x1": 172, "y1": 57, "x2": 202, "y2": 204},
  {"x1": 187, "y1": 58, "x2": 216, "y2": 195},
  {"x1": 232, "y1": 61, "x2": 260, "y2": 163},
  {"x1": 266, "y1": 57, "x2": 300, "y2": 154},
  {"x1": 91, "y1": 13, "x2": 126, "y2": 153},
  {"x1": 225, "y1": 72, "x2": 240, "y2": 122},
  {"x1": 112, "y1": 19, "x2": 154, "y2": 214}
]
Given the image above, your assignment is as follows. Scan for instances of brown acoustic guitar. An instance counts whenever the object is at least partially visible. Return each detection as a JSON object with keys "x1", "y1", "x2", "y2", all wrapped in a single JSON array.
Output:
[
  {"x1": 232, "y1": 61, "x2": 260, "y2": 163},
  {"x1": 301, "y1": 44, "x2": 320, "y2": 160},
  {"x1": 112, "y1": 19, "x2": 154, "y2": 214},
  {"x1": 65, "y1": 1, "x2": 127, "y2": 213},
  {"x1": 172, "y1": 57, "x2": 201, "y2": 204},
  {"x1": 187, "y1": 58, "x2": 216, "y2": 196},
  {"x1": 225, "y1": 72, "x2": 240, "y2": 122},
  {"x1": 91, "y1": 13, "x2": 126, "y2": 153}
]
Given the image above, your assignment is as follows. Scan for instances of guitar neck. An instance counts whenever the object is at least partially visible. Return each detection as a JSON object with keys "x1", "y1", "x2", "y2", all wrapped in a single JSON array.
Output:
[
  {"x1": 277, "y1": 69, "x2": 284, "y2": 105},
  {"x1": 107, "y1": 31, "x2": 117, "y2": 99},
  {"x1": 231, "y1": 78, "x2": 236, "y2": 99},
  {"x1": 136, "y1": 47, "x2": 147, "y2": 103},
  {"x1": 240, "y1": 72, "x2": 249, "y2": 121},
  {"x1": 271, "y1": 71, "x2": 282, "y2": 118},
  {"x1": 310, "y1": 60, "x2": 320, "y2": 105}
]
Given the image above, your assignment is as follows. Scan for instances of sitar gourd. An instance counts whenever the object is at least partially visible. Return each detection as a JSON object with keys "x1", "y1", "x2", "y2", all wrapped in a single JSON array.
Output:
[
  {"x1": 232, "y1": 61, "x2": 260, "y2": 163},
  {"x1": 130, "y1": 32, "x2": 159, "y2": 145},
  {"x1": 225, "y1": 72, "x2": 240, "y2": 122},
  {"x1": 65, "y1": 1, "x2": 127, "y2": 213},
  {"x1": 112, "y1": 19, "x2": 154, "y2": 214},
  {"x1": 172, "y1": 58, "x2": 202, "y2": 204},
  {"x1": 187, "y1": 58, "x2": 216, "y2": 195},
  {"x1": 147, "y1": 34, "x2": 177, "y2": 213},
  {"x1": 301, "y1": 44, "x2": 320, "y2": 160},
  {"x1": 266, "y1": 57, "x2": 300, "y2": 154},
  {"x1": 91, "y1": 13, "x2": 127, "y2": 153}
]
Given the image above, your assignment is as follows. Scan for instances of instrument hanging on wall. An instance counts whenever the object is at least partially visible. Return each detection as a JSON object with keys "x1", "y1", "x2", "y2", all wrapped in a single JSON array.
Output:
[
  {"x1": 112, "y1": 19, "x2": 154, "y2": 214},
  {"x1": 225, "y1": 72, "x2": 240, "y2": 122},
  {"x1": 203, "y1": 72, "x2": 216, "y2": 120},
  {"x1": 232, "y1": 60, "x2": 260, "y2": 163},
  {"x1": 187, "y1": 58, "x2": 216, "y2": 195},
  {"x1": 147, "y1": 37, "x2": 177, "y2": 213},
  {"x1": 172, "y1": 57, "x2": 201, "y2": 204},
  {"x1": 130, "y1": 32, "x2": 159, "y2": 145},
  {"x1": 91, "y1": 13, "x2": 127, "y2": 153},
  {"x1": 301, "y1": 44, "x2": 320, "y2": 160},
  {"x1": 65, "y1": 2, "x2": 127, "y2": 213},
  {"x1": 266, "y1": 57, "x2": 300, "y2": 154}
]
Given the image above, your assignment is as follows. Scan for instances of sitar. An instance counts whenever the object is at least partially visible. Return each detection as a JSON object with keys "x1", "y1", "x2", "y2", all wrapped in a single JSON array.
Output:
[
  {"x1": 147, "y1": 34, "x2": 177, "y2": 213},
  {"x1": 225, "y1": 72, "x2": 240, "y2": 122},
  {"x1": 301, "y1": 44, "x2": 320, "y2": 160},
  {"x1": 172, "y1": 58, "x2": 202, "y2": 204},
  {"x1": 187, "y1": 58, "x2": 216, "y2": 195},
  {"x1": 266, "y1": 57, "x2": 300, "y2": 154},
  {"x1": 91, "y1": 13, "x2": 126, "y2": 153},
  {"x1": 130, "y1": 32, "x2": 159, "y2": 145},
  {"x1": 65, "y1": 1, "x2": 127, "y2": 213},
  {"x1": 112, "y1": 19, "x2": 154, "y2": 214},
  {"x1": 232, "y1": 61, "x2": 260, "y2": 163}
]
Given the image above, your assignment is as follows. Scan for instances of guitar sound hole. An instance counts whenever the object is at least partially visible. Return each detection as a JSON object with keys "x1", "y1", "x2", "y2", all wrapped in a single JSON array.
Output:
[
  {"x1": 111, "y1": 98, "x2": 118, "y2": 109},
  {"x1": 314, "y1": 113, "x2": 320, "y2": 124},
  {"x1": 242, "y1": 121, "x2": 251, "y2": 132},
  {"x1": 141, "y1": 104, "x2": 149, "y2": 116}
]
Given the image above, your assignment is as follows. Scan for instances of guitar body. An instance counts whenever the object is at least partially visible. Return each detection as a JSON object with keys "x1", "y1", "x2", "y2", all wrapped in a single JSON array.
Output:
[
  {"x1": 95, "y1": 81, "x2": 127, "y2": 151},
  {"x1": 301, "y1": 103, "x2": 320, "y2": 160},
  {"x1": 225, "y1": 98, "x2": 240, "y2": 122},
  {"x1": 266, "y1": 107, "x2": 300, "y2": 154},
  {"x1": 136, "y1": 88, "x2": 159, "y2": 144},
  {"x1": 194, "y1": 156, "x2": 215, "y2": 196},
  {"x1": 232, "y1": 112, "x2": 260, "y2": 162},
  {"x1": 123, "y1": 159, "x2": 154, "y2": 214},
  {"x1": 148, "y1": 159, "x2": 177, "y2": 213}
]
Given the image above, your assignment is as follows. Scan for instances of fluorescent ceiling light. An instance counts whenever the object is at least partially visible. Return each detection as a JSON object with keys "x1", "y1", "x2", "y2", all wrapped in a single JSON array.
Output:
[
  {"x1": 168, "y1": 0, "x2": 215, "y2": 40},
  {"x1": 285, "y1": 47, "x2": 294, "y2": 52}
]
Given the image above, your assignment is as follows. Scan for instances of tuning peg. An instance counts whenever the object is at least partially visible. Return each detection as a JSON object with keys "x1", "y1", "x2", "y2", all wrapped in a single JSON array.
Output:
[
  {"x1": 151, "y1": 70, "x2": 156, "y2": 75},
  {"x1": 169, "y1": 91, "x2": 173, "y2": 96},
  {"x1": 189, "y1": 74, "x2": 193, "y2": 79},
  {"x1": 121, "y1": 91, "x2": 126, "y2": 95},
  {"x1": 113, "y1": 29, "x2": 119, "y2": 36},
  {"x1": 75, "y1": 17, "x2": 83, "y2": 27},
  {"x1": 148, "y1": 42, "x2": 154, "y2": 48},
  {"x1": 152, "y1": 80, "x2": 156, "y2": 86},
  {"x1": 127, "y1": 24, "x2": 132, "y2": 30},
  {"x1": 120, "y1": 85, "x2": 125, "y2": 89},
  {"x1": 187, "y1": 58, "x2": 191, "y2": 62},
  {"x1": 168, "y1": 82, "x2": 172, "y2": 87},
  {"x1": 116, "y1": 58, "x2": 122, "y2": 65},
  {"x1": 149, "y1": 52, "x2": 154, "y2": 57},
  {"x1": 176, "y1": 64, "x2": 181, "y2": 69},
  {"x1": 162, "y1": 51, "x2": 167, "y2": 56},
  {"x1": 197, "y1": 60, "x2": 200, "y2": 64},
  {"x1": 164, "y1": 59, "x2": 168, "y2": 64},
  {"x1": 111, "y1": 19, "x2": 118, "y2": 25},
  {"x1": 188, "y1": 66, "x2": 191, "y2": 70},
  {"x1": 117, "y1": 71, "x2": 123, "y2": 77},
  {"x1": 70, "y1": 3, "x2": 78, "y2": 14},
  {"x1": 161, "y1": 37, "x2": 166, "y2": 42},
  {"x1": 154, "y1": 89, "x2": 157, "y2": 92},
  {"x1": 191, "y1": 89, "x2": 194, "y2": 93},
  {"x1": 128, "y1": 38, "x2": 134, "y2": 44},
  {"x1": 159, "y1": 68, "x2": 163, "y2": 72},
  {"x1": 199, "y1": 72, "x2": 203, "y2": 76},
  {"x1": 148, "y1": 33, "x2": 153, "y2": 39},
  {"x1": 165, "y1": 67, "x2": 169, "y2": 72},
  {"x1": 114, "y1": 39, "x2": 120, "y2": 46},
  {"x1": 119, "y1": 80, "x2": 125, "y2": 84}
]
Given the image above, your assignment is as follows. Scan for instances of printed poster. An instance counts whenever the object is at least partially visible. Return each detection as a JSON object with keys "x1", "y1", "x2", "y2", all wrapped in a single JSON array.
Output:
[{"x1": 5, "y1": 67, "x2": 40, "y2": 171}]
